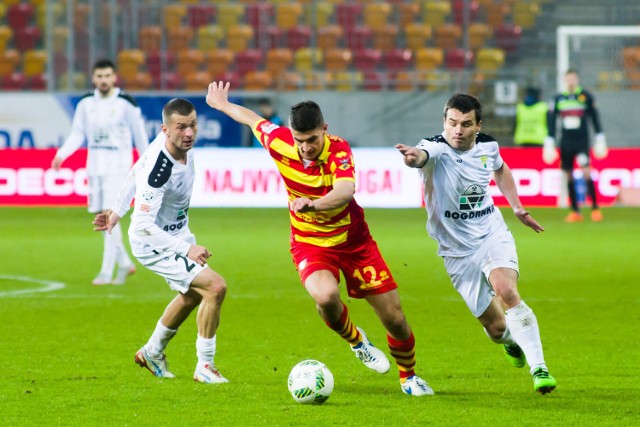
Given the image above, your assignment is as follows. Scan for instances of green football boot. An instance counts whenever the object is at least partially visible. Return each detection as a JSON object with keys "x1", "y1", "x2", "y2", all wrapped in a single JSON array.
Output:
[
  {"x1": 503, "y1": 343, "x2": 526, "y2": 368},
  {"x1": 532, "y1": 368, "x2": 557, "y2": 395}
]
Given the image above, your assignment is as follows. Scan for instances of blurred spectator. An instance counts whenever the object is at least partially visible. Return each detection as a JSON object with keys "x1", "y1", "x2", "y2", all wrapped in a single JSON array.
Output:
[
  {"x1": 250, "y1": 98, "x2": 282, "y2": 147},
  {"x1": 513, "y1": 87, "x2": 548, "y2": 147}
]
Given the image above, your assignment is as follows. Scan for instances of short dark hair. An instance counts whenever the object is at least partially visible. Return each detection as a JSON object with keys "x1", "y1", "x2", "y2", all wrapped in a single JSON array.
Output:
[
  {"x1": 444, "y1": 93, "x2": 482, "y2": 123},
  {"x1": 92, "y1": 59, "x2": 116, "y2": 72},
  {"x1": 565, "y1": 69, "x2": 579, "y2": 76},
  {"x1": 289, "y1": 100, "x2": 324, "y2": 132},
  {"x1": 162, "y1": 98, "x2": 196, "y2": 124}
]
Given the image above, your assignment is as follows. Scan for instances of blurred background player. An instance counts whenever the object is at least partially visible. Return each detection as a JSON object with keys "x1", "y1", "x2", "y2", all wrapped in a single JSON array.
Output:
[
  {"x1": 544, "y1": 69, "x2": 608, "y2": 222},
  {"x1": 93, "y1": 99, "x2": 229, "y2": 384},
  {"x1": 396, "y1": 93, "x2": 556, "y2": 395},
  {"x1": 250, "y1": 98, "x2": 283, "y2": 147},
  {"x1": 51, "y1": 58, "x2": 149, "y2": 285},
  {"x1": 206, "y1": 81, "x2": 434, "y2": 397},
  {"x1": 513, "y1": 87, "x2": 549, "y2": 148}
]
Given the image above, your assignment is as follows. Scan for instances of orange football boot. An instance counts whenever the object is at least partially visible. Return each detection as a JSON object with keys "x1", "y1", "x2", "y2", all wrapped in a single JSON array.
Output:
[
  {"x1": 590, "y1": 209, "x2": 603, "y2": 222},
  {"x1": 565, "y1": 211, "x2": 584, "y2": 223}
]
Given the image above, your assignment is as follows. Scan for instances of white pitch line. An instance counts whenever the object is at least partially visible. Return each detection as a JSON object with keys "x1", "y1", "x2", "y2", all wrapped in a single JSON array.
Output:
[{"x1": 0, "y1": 275, "x2": 66, "y2": 297}]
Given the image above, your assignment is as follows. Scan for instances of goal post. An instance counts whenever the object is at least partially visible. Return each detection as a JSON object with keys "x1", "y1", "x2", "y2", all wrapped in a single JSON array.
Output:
[
  {"x1": 556, "y1": 25, "x2": 640, "y2": 208},
  {"x1": 556, "y1": 25, "x2": 640, "y2": 91}
]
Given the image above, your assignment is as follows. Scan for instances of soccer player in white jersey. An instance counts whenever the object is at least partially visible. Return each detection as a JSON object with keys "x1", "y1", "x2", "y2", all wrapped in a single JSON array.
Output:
[
  {"x1": 52, "y1": 59, "x2": 149, "y2": 286},
  {"x1": 93, "y1": 98, "x2": 228, "y2": 384},
  {"x1": 396, "y1": 93, "x2": 557, "y2": 395}
]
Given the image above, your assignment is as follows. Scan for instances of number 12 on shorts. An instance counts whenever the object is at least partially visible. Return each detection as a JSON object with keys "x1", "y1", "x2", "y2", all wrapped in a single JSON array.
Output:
[{"x1": 352, "y1": 266, "x2": 385, "y2": 290}]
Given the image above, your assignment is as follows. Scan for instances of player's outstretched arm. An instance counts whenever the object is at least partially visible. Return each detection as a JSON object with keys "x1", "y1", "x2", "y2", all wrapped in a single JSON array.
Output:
[
  {"x1": 395, "y1": 144, "x2": 428, "y2": 168},
  {"x1": 494, "y1": 164, "x2": 544, "y2": 233},
  {"x1": 206, "y1": 81, "x2": 263, "y2": 127}
]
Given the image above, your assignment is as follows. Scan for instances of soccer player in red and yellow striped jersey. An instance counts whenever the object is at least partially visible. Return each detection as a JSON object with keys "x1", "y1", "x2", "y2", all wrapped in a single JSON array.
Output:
[{"x1": 206, "y1": 81, "x2": 433, "y2": 396}]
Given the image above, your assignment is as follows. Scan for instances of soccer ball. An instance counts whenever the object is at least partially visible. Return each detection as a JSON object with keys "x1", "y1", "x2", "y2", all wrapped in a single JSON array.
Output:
[{"x1": 287, "y1": 360, "x2": 334, "y2": 404}]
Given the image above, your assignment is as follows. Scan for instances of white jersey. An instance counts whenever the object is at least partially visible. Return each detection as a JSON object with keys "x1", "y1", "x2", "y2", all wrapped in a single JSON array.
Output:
[
  {"x1": 417, "y1": 132, "x2": 509, "y2": 256},
  {"x1": 56, "y1": 88, "x2": 148, "y2": 177},
  {"x1": 126, "y1": 132, "x2": 195, "y2": 258}
]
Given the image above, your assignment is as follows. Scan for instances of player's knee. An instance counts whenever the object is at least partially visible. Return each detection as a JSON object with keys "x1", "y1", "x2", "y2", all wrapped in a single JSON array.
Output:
[
  {"x1": 484, "y1": 323, "x2": 506, "y2": 341},
  {"x1": 202, "y1": 275, "x2": 227, "y2": 302},
  {"x1": 313, "y1": 290, "x2": 341, "y2": 311}
]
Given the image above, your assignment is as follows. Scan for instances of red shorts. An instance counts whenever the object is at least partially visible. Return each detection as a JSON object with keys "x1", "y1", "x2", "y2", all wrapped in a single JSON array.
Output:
[{"x1": 290, "y1": 236, "x2": 398, "y2": 299}]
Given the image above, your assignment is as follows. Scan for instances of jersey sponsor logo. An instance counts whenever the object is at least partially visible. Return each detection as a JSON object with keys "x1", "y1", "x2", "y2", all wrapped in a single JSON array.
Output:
[
  {"x1": 444, "y1": 204, "x2": 495, "y2": 220},
  {"x1": 142, "y1": 190, "x2": 154, "y2": 201},
  {"x1": 260, "y1": 122, "x2": 279, "y2": 134},
  {"x1": 459, "y1": 184, "x2": 485, "y2": 210},
  {"x1": 176, "y1": 207, "x2": 189, "y2": 221},
  {"x1": 163, "y1": 219, "x2": 187, "y2": 232}
]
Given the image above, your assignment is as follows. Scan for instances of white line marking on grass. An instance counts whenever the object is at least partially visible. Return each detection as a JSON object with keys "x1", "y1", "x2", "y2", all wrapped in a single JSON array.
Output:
[{"x1": 0, "y1": 275, "x2": 66, "y2": 297}]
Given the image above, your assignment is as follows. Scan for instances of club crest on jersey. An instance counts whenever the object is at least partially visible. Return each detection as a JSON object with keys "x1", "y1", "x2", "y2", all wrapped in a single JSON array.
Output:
[
  {"x1": 142, "y1": 190, "x2": 154, "y2": 201},
  {"x1": 480, "y1": 155, "x2": 489, "y2": 169},
  {"x1": 459, "y1": 184, "x2": 485, "y2": 210},
  {"x1": 338, "y1": 158, "x2": 352, "y2": 170}
]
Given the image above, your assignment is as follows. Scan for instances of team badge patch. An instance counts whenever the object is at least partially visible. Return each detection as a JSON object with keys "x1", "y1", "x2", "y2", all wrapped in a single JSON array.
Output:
[
  {"x1": 142, "y1": 190, "x2": 154, "y2": 201},
  {"x1": 459, "y1": 184, "x2": 485, "y2": 210}
]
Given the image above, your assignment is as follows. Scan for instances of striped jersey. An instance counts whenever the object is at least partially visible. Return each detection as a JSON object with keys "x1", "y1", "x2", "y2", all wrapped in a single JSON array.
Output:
[
  {"x1": 416, "y1": 132, "x2": 508, "y2": 257},
  {"x1": 549, "y1": 86, "x2": 602, "y2": 145},
  {"x1": 252, "y1": 119, "x2": 369, "y2": 247}
]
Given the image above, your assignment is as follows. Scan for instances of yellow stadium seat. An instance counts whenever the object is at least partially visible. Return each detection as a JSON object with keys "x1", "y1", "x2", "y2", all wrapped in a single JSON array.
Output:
[
  {"x1": 0, "y1": 26, "x2": 13, "y2": 53},
  {"x1": 176, "y1": 49, "x2": 205, "y2": 76},
  {"x1": 266, "y1": 48, "x2": 294, "y2": 79},
  {"x1": 372, "y1": 25, "x2": 399, "y2": 52},
  {"x1": 139, "y1": 26, "x2": 162, "y2": 52},
  {"x1": 23, "y1": 49, "x2": 47, "y2": 77},
  {"x1": 0, "y1": 49, "x2": 20, "y2": 76},
  {"x1": 197, "y1": 25, "x2": 224, "y2": 51},
  {"x1": 404, "y1": 24, "x2": 432, "y2": 51},
  {"x1": 217, "y1": 4, "x2": 246, "y2": 30},
  {"x1": 468, "y1": 23, "x2": 492, "y2": 51},
  {"x1": 305, "y1": 2, "x2": 334, "y2": 27},
  {"x1": 476, "y1": 47, "x2": 505, "y2": 76},
  {"x1": 363, "y1": 3, "x2": 392, "y2": 28},
  {"x1": 434, "y1": 24, "x2": 462, "y2": 50},
  {"x1": 243, "y1": 71, "x2": 274, "y2": 90},
  {"x1": 117, "y1": 49, "x2": 145, "y2": 82},
  {"x1": 163, "y1": 4, "x2": 187, "y2": 29},
  {"x1": 317, "y1": 25, "x2": 343, "y2": 51},
  {"x1": 415, "y1": 47, "x2": 443, "y2": 71},
  {"x1": 205, "y1": 49, "x2": 235, "y2": 76},
  {"x1": 58, "y1": 72, "x2": 87, "y2": 90},
  {"x1": 397, "y1": 3, "x2": 421, "y2": 26},
  {"x1": 276, "y1": 3, "x2": 303, "y2": 30},
  {"x1": 423, "y1": 1, "x2": 451, "y2": 27},
  {"x1": 294, "y1": 48, "x2": 322, "y2": 72},
  {"x1": 324, "y1": 48, "x2": 353, "y2": 72},
  {"x1": 167, "y1": 26, "x2": 194, "y2": 52},
  {"x1": 226, "y1": 25, "x2": 254, "y2": 53},
  {"x1": 333, "y1": 71, "x2": 363, "y2": 92},
  {"x1": 184, "y1": 71, "x2": 211, "y2": 91}
]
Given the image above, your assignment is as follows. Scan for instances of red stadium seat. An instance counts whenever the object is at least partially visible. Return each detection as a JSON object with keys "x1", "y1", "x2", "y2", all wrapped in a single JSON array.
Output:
[
  {"x1": 353, "y1": 49, "x2": 382, "y2": 72},
  {"x1": 7, "y1": 3, "x2": 34, "y2": 33},
  {"x1": 362, "y1": 71, "x2": 385, "y2": 91},
  {"x1": 246, "y1": 2, "x2": 273, "y2": 32},
  {"x1": 235, "y1": 49, "x2": 264, "y2": 76},
  {"x1": 213, "y1": 71, "x2": 242, "y2": 89},
  {"x1": 445, "y1": 48, "x2": 474, "y2": 70},
  {"x1": 1, "y1": 72, "x2": 26, "y2": 90},
  {"x1": 160, "y1": 72, "x2": 184, "y2": 90},
  {"x1": 28, "y1": 73, "x2": 47, "y2": 90},
  {"x1": 286, "y1": 26, "x2": 312, "y2": 51},
  {"x1": 452, "y1": 0, "x2": 480, "y2": 25},
  {"x1": 345, "y1": 25, "x2": 372, "y2": 51},
  {"x1": 494, "y1": 24, "x2": 522, "y2": 56},
  {"x1": 382, "y1": 49, "x2": 413, "y2": 73},
  {"x1": 147, "y1": 51, "x2": 176, "y2": 81},
  {"x1": 187, "y1": 4, "x2": 215, "y2": 29},
  {"x1": 335, "y1": 3, "x2": 363, "y2": 29},
  {"x1": 15, "y1": 26, "x2": 42, "y2": 51}
]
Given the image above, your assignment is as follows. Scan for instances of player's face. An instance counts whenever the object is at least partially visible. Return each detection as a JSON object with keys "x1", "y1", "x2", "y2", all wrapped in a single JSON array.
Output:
[
  {"x1": 565, "y1": 72, "x2": 579, "y2": 91},
  {"x1": 163, "y1": 111, "x2": 198, "y2": 157},
  {"x1": 443, "y1": 108, "x2": 481, "y2": 151},
  {"x1": 92, "y1": 67, "x2": 116, "y2": 95},
  {"x1": 292, "y1": 125, "x2": 327, "y2": 161}
]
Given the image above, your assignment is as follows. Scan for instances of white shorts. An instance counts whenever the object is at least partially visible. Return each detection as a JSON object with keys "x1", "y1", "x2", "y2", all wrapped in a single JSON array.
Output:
[
  {"x1": 133, "y1": 233, "x2": 207, "y2": 294},
  {"x1": 443, "y1": 230, "x2": 519, "y2": 318},
  {"x1": 87, "y1": 174, "x2": 127, "y2": 213}
]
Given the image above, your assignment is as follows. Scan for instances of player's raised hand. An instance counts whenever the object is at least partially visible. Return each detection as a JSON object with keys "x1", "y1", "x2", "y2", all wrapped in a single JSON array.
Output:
[
  {"x1": 514, "y1": 208, "x2": 544, "y2": 233},
  {"x1": 188, "y1": 245, "x2": 212, "y2": 266},
  {"x1": 206, "y1": 81, "x2": 230, "y2": 110},
  {"x1": 51, "y1": 156, "x2": 63, "y2": 171},
  {"x1": 395, "y1": 144, "x2": 427, "y2": 168}
]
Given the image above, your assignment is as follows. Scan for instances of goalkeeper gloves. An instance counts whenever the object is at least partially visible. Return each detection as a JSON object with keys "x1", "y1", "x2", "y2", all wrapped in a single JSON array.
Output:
[
  {"x1": 593, "y1": 133, "x2": 608, "y2": 159},
  {"x1": 542, "y1": 136, "x2": 559, "y2": 165}
]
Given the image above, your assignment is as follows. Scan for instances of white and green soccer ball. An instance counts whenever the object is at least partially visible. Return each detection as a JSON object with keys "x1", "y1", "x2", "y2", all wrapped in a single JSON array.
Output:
[{"x1": 287, "y1": 360, "x2": 334, "y2": 404}]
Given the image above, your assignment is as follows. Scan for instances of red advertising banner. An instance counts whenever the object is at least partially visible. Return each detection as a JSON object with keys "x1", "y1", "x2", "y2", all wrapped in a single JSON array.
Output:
[{"x1": 1, "y1": 148, "x2": 639, "y2": 207}]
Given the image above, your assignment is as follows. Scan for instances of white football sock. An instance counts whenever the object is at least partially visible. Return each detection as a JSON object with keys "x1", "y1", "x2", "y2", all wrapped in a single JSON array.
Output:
[
  {"x1": 505, "y1": 301, "x2": 547, "y2": 373},
  {"x1": 112, "y1": 222, "x2": 133, "y2": 269},
  {"x1": 97, "y1": 229, "x2": 117, "y2": 279},
  {"x1": 196, "y1": 335, "x2": 217, "y2": 368},
  {"x1": 145, "y1": 320, "x2": 178, "y2": 356},
  {"x1": 484, "y1": 325, "x2": 517, "y2": 346}
]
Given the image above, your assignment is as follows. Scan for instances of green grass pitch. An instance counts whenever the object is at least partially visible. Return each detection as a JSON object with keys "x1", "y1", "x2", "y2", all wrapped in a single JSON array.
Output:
[{"x1": 0, "y1": 207, "x2": 638, "y2": 426}]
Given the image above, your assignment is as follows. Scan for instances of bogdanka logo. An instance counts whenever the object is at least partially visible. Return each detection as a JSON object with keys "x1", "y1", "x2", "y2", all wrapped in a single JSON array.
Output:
[{"x1": 459, "y1": 184, "x2": 485, "y2": 210}]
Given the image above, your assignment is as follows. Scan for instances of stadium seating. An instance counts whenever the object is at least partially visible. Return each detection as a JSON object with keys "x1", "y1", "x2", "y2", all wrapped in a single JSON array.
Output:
[
  {"x1": 451, "y1": 0, "x2": 480, "y2": 25},
  {"x1": 445, "y1": 48, "x2": 474, "y2": 70},
  {"x1": 176, "y1": 49, "x2": 205, "y2": 76},
  {"x1": 415, "y1": 47, "x2": 444, "y2": 71},
  {"x1": 404, "y1": 24, "x2": 433, "y2": 51},
  {"x1": 335, "y1": 3, "x2": 363, "y2": 29},
  {"x1": 372, "y1": 25, "x2": 399, "y2": 52},
  {"x1": 217, "y1": 4, "x2": 246, "y2": 30},
  {"x1": 117, "y1": 50, "x2": 145, "y2": 83},
  {"x1": 139, "y1": 26, "x2": 162, "y2": 53},
  {"x1": 23, "y1": 49, "x2": 46, "y2": 77},
  {"x1": 324, "y1": 48, "x2": 353, "y2": 72},
  {"x1": 422, "y1": 1, "x2": 451, "y2": 27},
  {"x1": 276, "y1": 3, "x2": 303, "y2": 30},
  {"x1": 305, "y1": 2, "x2": 334, "y2": 27},
  {"x1": 197, "y1": 25, "x2": 224, "y2": 51},
  {"x1": 163, "y1": 4, "x2": 187, "y2": 29},
  {"x1": 294, "y1": 48, "x2": 322, "y2": 72},
  {"x1": 494, "y1": 24, "x2": 522, "y2": 56},
  {"x1": 475, "y1": 47, "x2": 505, "y2": 76},
  {"x1": 317, "y1": 25, "x2": 344, "y2": 50},
  {"x1": 226, "y1": 25, "x2": 254, "y2": 52},
  {"x1": 0, "y1": 50, "x2": 21, "y2": 76},
  {"x1": 396, "y1": 3, "x2": 421, "y2": 27},
  {"x1": 353, "y1": 49, "x2": 382, "y2": 72},
  {"x1": 243, "y1": 70, "x2": 274, "y2": 90},
  {"x1": 434, "y1": 24, "x2": 462, "y2": 50},
  {"x1": 15, "y1": 26, "x2": 41, "y2": 51},
  {"x1": 167, "y1": 26, "x2": 195, "y2": 52},
  {"x1": 265, "y1": 48, "x2": 294, "y2": 79},
  {"x1": 333, "y1": 71, "x2": 362, "y2": 91},
  {"x1": 512, "y1": 2, "x2": 540, "y2": 29},
  {"x1": 187, "y1": 4, "x2": 215, "y2": 28},
  {"x1": 235, "y1": 49, "x2": 264, "y2": 76},
  {"x1": 468, "y1": 23, "x2": 492, "y2": 51},
  {"x1": 0, "y1": 26, "x2": 13, "y2": 53},
  {"x1": 382, "y1": 48, "x2": 413, "y2": 72},
  {"x1": 345, "y1": 25, "x2": 372, "y2": 51},
  {"x1": 246, "y1": 2, "x2": 273, "y2": 32},
  {"x1": 28, "y1": 72, "x2": 47, "y2": 90},
  {"x1": 1, "y1": 72, "x2": 26, "y2": 90},
  {"x1": 205, "y1": 49, "x2": 235, "y2": 76},
  {"x1": 122, "y1": 72, "x2": 153, "y2": 91},
  {"x1": 286, "y1": 26, "x2": 313, "y2": 51},
  {"x1": 184, "y1": 71, "x2": 211, "y2": 91},
  {"x1": 362, "y1": 71, "x2": 385, "y2": 91},
  {"x1": 7, "y1": 3, "x2": 35, "y2": 33},
  {"x1": 363, "y1": 3, "x2": 392, "y2": 28}
]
